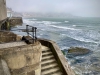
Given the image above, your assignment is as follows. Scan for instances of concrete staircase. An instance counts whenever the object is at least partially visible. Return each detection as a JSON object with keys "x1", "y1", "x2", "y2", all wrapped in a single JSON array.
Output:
[{"x1": 41, "y1": 46, "x2": 63, "y2": 75}]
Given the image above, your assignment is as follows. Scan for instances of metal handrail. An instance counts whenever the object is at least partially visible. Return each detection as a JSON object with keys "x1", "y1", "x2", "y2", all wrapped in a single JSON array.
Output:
[{"x1": 26, "y1": 25, "x2": 37, "y2": 42}]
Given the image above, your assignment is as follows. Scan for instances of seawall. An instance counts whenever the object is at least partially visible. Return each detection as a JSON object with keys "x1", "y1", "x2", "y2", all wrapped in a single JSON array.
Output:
[{"x1": 9, "y1": 17, "x2": 23, "y2": 26}]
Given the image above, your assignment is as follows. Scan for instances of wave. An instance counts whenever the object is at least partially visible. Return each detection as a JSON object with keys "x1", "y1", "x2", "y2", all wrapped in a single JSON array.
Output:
[
  {"x1": 60, "y1": 31, "x2": 100, "y2": 44},
  {"x1": 29, "y1": 18, "x2": 37, "y2": 21},
  {"x1": 65, "y1": 21, "x2": 69, "y2": 23},
  {"x1": 42, "y1": 21, "x2": 61, "y2": 25},
  {"x1": 23, "y1": 18, "x2": 62, "y2": 25},
  {"x1": 72, "y1": 25, "x2": 76, "y2": 27},
  {"x1": 48, "y1": 25, "x2": 78, "y2": 30},
  {"x1": 42, "y1": 21, "x2": 51, "y2": 25}
]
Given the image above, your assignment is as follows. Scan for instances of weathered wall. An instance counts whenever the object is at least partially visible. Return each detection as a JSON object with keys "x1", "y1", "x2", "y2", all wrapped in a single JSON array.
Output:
[
  {"x1": 0, "y1": 31, "x2": 21, "y2": 43},
  {"x1": 0, "y1": 0, "x2": 7, "y2": 21},
  {"x1": 0, "y1": 41, "x2": 42, "y2": 75},
  {"x1": 9, "y1": 17, "x2": 23, "y2": 26}
]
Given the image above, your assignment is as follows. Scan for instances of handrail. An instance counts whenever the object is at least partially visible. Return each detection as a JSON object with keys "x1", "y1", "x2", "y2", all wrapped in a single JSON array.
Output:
[{"x1": 26, "y1": 25, "x2": 37, "y2": 42}]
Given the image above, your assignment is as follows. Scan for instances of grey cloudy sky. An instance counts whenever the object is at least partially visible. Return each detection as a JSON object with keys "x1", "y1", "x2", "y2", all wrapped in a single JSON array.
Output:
[{"x1": 6, "y1": 0, "x2": 100, "y2": 17}]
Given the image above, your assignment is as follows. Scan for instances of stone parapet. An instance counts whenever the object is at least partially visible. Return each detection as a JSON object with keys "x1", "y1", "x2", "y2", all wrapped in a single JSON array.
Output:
[
  {"x1": 9, "y1": 17, "x2": 23, "y2": 26},
  {"x1": 0, "y1": 31, "x2": 21, "y2": 43},
  {"x1": 0, "y1": 41, "x2": 42, "y2": 75}
]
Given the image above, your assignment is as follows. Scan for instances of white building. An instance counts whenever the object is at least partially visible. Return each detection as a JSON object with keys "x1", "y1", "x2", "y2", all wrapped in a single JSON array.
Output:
[{"x1": 7, "y1": 8, "x2": 12, "y2": 18}]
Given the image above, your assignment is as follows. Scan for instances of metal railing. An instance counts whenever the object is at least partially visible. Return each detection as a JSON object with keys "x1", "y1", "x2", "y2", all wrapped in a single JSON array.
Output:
[{"x1": 26, "y1": 25, "x2": 37, "y2": 42}]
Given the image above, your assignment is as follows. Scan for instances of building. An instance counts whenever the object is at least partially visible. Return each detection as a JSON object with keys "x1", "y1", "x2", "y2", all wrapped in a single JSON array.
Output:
[
  {"x1": 7, "y1": 7, "x2": 13, "y2": 18},
  {"x1": 0, "y1": 0, "x2": 7, "y2": 30}
]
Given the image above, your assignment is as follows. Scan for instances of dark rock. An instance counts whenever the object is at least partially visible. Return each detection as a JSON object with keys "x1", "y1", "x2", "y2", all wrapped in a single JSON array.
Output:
[
  {"x1": 67, "y1": 47, "x2": 90, "y2": 56},
  {"x1": 22, "y1": 36, "x2": 36, "y2": 44}
]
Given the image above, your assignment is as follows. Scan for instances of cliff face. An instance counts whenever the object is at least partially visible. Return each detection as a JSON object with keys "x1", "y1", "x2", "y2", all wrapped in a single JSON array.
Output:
[{"x1": 0, "y1": 0, "x2": 7, "y2": 21}]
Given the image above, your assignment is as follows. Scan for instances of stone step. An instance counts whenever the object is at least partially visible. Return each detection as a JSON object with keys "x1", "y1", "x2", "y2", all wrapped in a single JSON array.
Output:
[
  {"x1": 42, "y1": 49, "x2": 51, "y2": 53},
  {"x1": 50, "y1": 72, "x2": 63, "y2": 75},
  {"x1": 42, "y1": 51, "x2": 52, "y2": 56},
  {"x1": 41, "y1": 45, "x2": 63, "y2": 75},
  {"x1": 41, "y1": 63, "x2": 58, "y2": 70},
  {"x1": 41, "y1": 46, "x2": 50, "y2": 51},
  {"x1": 42, "y1": 55, "x2": 54, "y2": 61},
  {"x1": 41, "y1": 59, "x2": 56, "y2": 65},
  {"x1": 41, "y1": 66, "x2": 60, "y2": 75}
]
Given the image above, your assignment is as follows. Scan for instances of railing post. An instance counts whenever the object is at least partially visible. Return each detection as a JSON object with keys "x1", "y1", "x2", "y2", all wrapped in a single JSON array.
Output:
[
  {"x1": 35, "y1": 27, "x2": 37, "y2": 42},
  {"x1": 26, "y1": 25, "x2": 29, "y2": 36},
  {"x1": 32, "y1": 27, "x2": 34, "y2": 43}
]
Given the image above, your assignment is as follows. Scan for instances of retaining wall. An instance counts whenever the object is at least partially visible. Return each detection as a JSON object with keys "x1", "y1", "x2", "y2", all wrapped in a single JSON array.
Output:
[
  {"x1": 9, "y1": 17, "x2": 23, "y2": 26},
  {"x1": 0, "y1": 31, "x2": 21, "y2": 43},
  {"x1": 0, "y1": 41, "x2": 42, "y2": 75}
]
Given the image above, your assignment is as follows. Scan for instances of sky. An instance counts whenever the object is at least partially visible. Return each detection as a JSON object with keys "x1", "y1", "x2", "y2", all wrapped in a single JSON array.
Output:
[{"x1": 6, "y1": 0, "x2": 100, "y2": 17}]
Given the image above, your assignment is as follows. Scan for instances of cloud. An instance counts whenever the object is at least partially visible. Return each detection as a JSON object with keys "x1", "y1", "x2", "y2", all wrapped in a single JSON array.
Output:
[{"x1": 6, "y1": 0, "x2": 100, "y2": 17}]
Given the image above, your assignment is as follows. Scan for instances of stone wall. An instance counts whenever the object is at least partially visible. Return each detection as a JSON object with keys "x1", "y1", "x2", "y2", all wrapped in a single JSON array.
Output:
[
  {"x1": 0, "y1": 31, "x2": 21, "y2": 43},
  {"x1": 0, "y1": 0, "x2": 7, "y2": 21},
  {"x1": 0, "y1": 41, "x2": 42, "y2": 75},
  {"x1": 9, "y1": 17, "x2": 23, "y2": 26}
]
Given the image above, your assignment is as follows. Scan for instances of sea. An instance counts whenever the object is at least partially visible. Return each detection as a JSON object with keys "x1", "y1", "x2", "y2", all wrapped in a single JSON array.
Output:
[{"x1": 11, "y1": 17, "x2": 100, "y2": 75}]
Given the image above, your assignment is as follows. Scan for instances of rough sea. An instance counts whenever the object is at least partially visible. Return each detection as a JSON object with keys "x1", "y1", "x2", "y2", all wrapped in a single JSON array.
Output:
[{"x1": 11, "y1": 17, "x2": 100, "y2": 75}]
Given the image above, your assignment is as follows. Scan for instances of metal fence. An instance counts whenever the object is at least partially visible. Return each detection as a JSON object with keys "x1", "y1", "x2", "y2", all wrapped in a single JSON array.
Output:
[{"x1": 26, "y1": 25, "x2": 37, "y2": 42}]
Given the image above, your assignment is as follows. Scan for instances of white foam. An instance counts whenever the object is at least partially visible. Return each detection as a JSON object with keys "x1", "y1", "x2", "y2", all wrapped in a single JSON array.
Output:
[
  {"x1": 73, "y1": 25, "x2": 76, "y2": 27},
  {"x1": 42, "y1": 21, "x2": 51, "y2": 25},
  {"x1": 65, "y1": 21, "x2": 69, "y2": 23},
  {"x1": 31, "y1": 18, "x2": 37, "y2": 21},
  {"x1": 66, "y1": 30, "x2": 100, "y2": 43},
  {"x1": 49, "y1": 25, "x2": 78, "y2": 30},
  {"x1": 51, "y1": 22, "x2": 61, "y2": 24},
  {"x1": 42, "y1": 21, "x2": 61, "y2": 25}
]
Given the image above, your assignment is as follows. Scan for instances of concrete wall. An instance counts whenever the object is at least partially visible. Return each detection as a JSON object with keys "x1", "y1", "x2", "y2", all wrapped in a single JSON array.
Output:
[
  {"x1": 9, "y1": 17, "x2": 23, "y2": 26},
  {"x1": 0, "y1": 31, "x2": 21, "y2": 43},
  {"x1": 0, "y1": 0, "x2": 7, "y2": 21},
  {"x1": 0, "y1": 41, "x2": 42, "y2": 75},
  {"x1": 38, "y1": 38, "x2": 75, "y2": 75}
]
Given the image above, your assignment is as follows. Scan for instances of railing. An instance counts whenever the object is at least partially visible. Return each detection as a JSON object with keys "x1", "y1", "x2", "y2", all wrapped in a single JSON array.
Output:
[{"x1": 26, "y1": 25, "x2": 37, "y2": 42}]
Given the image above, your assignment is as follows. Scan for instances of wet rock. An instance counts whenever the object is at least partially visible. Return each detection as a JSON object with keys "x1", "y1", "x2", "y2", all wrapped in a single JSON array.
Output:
[{"x1": 67, "y1": 47, "x2": 90, "y2": 56}]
